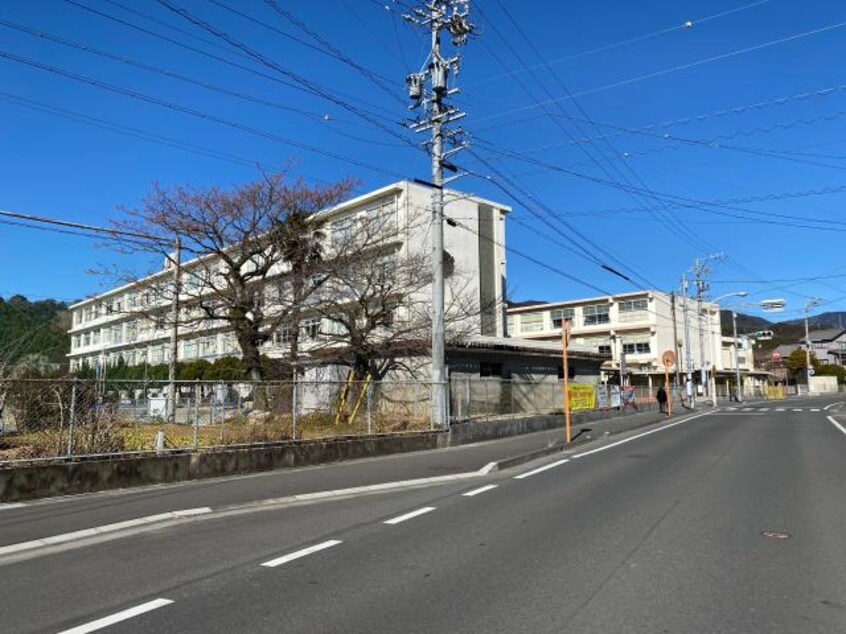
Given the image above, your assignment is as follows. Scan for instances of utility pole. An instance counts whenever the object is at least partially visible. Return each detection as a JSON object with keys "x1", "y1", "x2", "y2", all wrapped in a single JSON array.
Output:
[
  {"x1": 405, "y1": 1, "x2": 473, "y2": 428},
  {"x1": 670, "y1": 291, "x2": 681, "y2": 388},
  {"x1": 167, "y1": 237, "x2": 181, "y2": 424},
  {"x1": 804, "y1": 297, "x2": 822, "y2": 394},
  {"x1": 732, "y1": 310, "x2": 742, "y2": 402},
  {"x1": 691, "y1": 254, "x2": 724, "y2": 400},
  {"x1": 681, "y1": 274, "x2": 694, "y2": 408}
]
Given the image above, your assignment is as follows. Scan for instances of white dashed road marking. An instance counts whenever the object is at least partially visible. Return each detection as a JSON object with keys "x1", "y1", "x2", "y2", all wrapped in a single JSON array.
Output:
[
  {"x1": 58, "y1": 598, "x2": 174, "y2": 633},
  {"x1": 261, "y1": 540, "x2": 343, "y2": 568},
  {"x1": 384, "y1": 507, "x2": 436, "y2": 525},
  {"x1": 811, "y1": 409, "x2": 821, "y2": 412},
  {"x1": 462, "y1": 485, "x2": 498, "y2": 497},
  {"x1": 513, "y1": 459, "x2": 570, "y2": 480}
]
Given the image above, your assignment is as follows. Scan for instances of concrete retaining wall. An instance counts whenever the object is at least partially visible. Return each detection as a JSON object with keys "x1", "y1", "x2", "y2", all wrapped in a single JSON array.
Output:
[
  {"x1": 449, "y1": 403, "x2": 660, "y2": 445},
  {"x1": 0, "y1": 431, "x2": 448, "y2": 502}
]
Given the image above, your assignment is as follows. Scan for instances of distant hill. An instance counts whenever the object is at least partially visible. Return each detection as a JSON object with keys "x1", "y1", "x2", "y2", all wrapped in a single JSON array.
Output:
[
  {"x1": 0, "y1": 295, "x2": 71, "y2": 370},
  {"x1": 782, "y1": 311, "x2": 846, "y2": 330},
  {"x1": 719, "y1": 310, "x2": 805, "y2": 356}
]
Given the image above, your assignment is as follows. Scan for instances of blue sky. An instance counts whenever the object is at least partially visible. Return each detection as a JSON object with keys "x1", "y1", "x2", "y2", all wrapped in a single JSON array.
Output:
[{"x1": 1, "y1": 0, "x2": 845, "y2": 323}]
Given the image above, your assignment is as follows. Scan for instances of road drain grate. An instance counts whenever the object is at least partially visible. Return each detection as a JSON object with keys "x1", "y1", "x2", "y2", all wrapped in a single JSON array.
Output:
[{"x1": 761, "y1": 531, "x2": 790, "y2": 540}]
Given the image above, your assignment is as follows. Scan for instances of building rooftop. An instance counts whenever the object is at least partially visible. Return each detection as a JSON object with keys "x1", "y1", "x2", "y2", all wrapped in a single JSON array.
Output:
[
  {"x1": 808, "y1": 328, "x2": 846, "y2": 342},
  {"x1": 452, "y1": 335, "x2": 609, "y2": 360}
]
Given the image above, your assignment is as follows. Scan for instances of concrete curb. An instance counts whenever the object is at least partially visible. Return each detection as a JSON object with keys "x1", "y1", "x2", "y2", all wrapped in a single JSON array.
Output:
[
  {"x1": 0, "y1": 507, "x2": 211, "y2": 557},
  {"x1": 487, "y1": 410, "x2": 697, "y2": 473},
  {"x1": 0, "y1": 471, "x2": 490, "y2": 563}
]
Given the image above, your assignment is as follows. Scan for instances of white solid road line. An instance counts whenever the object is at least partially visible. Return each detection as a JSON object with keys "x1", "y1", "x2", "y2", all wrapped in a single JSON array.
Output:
[
  {"x1": 462, "y1": 485, "x2": 498, "y2": 497},
  {"x1": 261, "y1": 540, "x2": 343, "y2": 568},
  {"x1": 0, "y1": 502, "x2": 26, "y2": 510},
  {"x1": 572, "y1": 411, "x2": 713, "y2": 460},
  {"x1": 384, "y1": 507, "x2": 437, "y2": 525},
  {"x1": 513, "y1": 459, "x2": 570, "y2": 480},
  {"x1": 58, "y1": 598, "x2": 174, "y2": 633},
  {"x1": 827, "y1": 415, "x2": 846, "y2": 437},
  {"x1": 824, "y1": 402, "x2": 844, "y2": 411}
]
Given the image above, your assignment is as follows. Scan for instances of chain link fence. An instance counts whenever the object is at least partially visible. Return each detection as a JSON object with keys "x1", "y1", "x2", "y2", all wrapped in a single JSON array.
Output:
[
  {"x1": 449, "y1": 377, "x2": 658, "y2": 423},
  {"x1": 0, "y1": 378, "x2": 433, "y2": 464}
]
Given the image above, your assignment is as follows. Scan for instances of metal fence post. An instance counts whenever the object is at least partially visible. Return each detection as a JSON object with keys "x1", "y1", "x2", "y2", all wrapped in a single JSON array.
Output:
[
  {"x1": 291, "y1": 378, "x2": 298, "y2": 441},
  {"x1": 67, "y1": 380, "x2": 77, "y2": 459},
  {"x1": 366, "y1": 381, "x2": 373, "y2": 435},
  {"x1": 192, "y1": 380, "x2": 199, "y2": 450}
]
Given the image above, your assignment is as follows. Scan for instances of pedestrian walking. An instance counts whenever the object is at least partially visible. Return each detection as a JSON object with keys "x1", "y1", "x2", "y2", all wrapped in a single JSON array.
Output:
[{"x1": 656, "y1": 385, "x2": 668, "y2": 414}]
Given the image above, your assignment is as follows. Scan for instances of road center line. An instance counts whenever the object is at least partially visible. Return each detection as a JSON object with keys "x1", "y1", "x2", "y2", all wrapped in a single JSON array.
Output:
[
  {"x1": 261, "y1": 540, "x2": 343, "y2": 568},
  {"x1": 827, "y1": 415, "x2": 846, "y2": 437},
  {"x1": 572, "y1": 411, "x2": 713, "y2": 460},
  {"x1": 462, "y1": 484, "x2": 498, "y2": 497},
  {"x1": 513, "y1": 459, "x2": 570, "y2": 479},
  {"x1": 384, "y1": 507, "x2": 436, "y2": 525},
  {"x1": 58, "y1": 598, "x2": 173, "y2": 633}
]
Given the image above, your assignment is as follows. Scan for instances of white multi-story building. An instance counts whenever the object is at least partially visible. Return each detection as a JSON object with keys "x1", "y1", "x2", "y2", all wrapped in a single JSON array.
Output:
[
  {"x1": 507, "y1": 290, "x2": 754, "y2": 389},
  {"x1": 67, "y1": 181, "x2": 510, "y2": 373}
]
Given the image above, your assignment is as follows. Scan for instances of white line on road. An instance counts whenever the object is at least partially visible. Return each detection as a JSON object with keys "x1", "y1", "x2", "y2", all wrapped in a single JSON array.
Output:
[
  {"x1": 776, "y1": 408, "x2": 786, "y2": 412},
  {"x1": 759, "y1": 408, "x2": 770, "y2": 412},
  {"x1": 811, "y1": 409, "x2": 821, "y2": 412},
  {"x1": 0, "y1": 503, "x2": 26, "y2": 510},
  {"x1": 827, "y1": 415, "x2": 846, "y2": 437},
  {"x1": 742, "y1": 407, "x2": 753, "y2": 411},
  {"x1": 824, "y1": 402, "x2": 843, "y2": 411},
  {"x1": 726, "y1": 407, "x2": 737, "y2": 411},
  {"x1": 261, "y1": 540, "x2": 343, "y2": 568},
  {"x1": 462, "y1": 485, "x2": 498, "y2": 497},
  {"x1": 793, "y1": 408, "x2": 803, "y2": 412},
  {"x1": 384, "y1": 507, "x2": 437, "y2": 525},
  {"x1": 572, "y1": 411, "x2": 713, "y2": 460},
  {"x1": 58, "y1": 598, "x2": 174, "y2": 633},
  {"x1": 513, "y1": 459, "x2": 570, "y2": 480}
]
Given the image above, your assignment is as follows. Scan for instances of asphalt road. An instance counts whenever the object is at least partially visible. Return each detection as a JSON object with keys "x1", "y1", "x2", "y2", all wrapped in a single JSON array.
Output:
[
  {"x1": 1, "y1": 396, "x2": 844, "y2": 633},
  {"x1": 0, "y1": 405, "x2": 670, "y2": 546}
]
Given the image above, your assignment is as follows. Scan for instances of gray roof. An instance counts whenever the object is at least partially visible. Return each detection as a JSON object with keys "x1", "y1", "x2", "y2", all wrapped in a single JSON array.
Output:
[
  {"x1": 808, "y1": 328, "x2": 846, "y2": 342},
  {"x1": 452, "y1": 335, "x2": 608, "y2": 360}
]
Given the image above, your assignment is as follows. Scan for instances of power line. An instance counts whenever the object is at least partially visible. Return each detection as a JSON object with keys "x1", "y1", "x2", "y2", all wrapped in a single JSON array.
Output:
[
  {"x1": 467, "y1": 0, "x2": 773, "y2": 87},
  {"x1": 65, "y1": 0, "x2": 399, "y2": 122},
  {"x1": 154, "y1": 0, "x2": 420, "y2": 152},
  {"x1": 475, "y1": 19, "x2": 846, "y2": 126},
  {"x1": 0, "y1": 49, "x2": 407, "y2": 179}
]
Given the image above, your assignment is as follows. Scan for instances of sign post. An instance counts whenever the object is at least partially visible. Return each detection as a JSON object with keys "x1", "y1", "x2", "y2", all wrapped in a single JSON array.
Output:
[
  {"x1": 662, "y1": 349, "x2": 676, "y2": 418},
  {"x1": 561, "y1": 319, "x2": 572, "y2": 444}
]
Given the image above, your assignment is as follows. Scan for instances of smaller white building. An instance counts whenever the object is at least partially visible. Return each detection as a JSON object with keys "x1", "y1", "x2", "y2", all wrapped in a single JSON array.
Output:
[{"x1": 507, "y1": 290, "x2": 732, "y2": 388}]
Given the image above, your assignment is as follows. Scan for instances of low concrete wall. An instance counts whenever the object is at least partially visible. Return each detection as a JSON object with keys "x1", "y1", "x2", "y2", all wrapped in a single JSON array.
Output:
[
  {"x1": 449, "y1": 403, "x2": 660, "y2": 445},
  {"x1": 0, "y1": 431, "x2": 448, "y2": 502}
]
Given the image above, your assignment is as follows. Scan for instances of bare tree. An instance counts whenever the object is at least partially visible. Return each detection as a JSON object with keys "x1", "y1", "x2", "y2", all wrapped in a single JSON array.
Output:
[
  {"x1": 304, "y1": 207, "x2": 481, "y2": 382},
  {"x1": 111, "y1": 172, "x2": 354, "y2": 380}
]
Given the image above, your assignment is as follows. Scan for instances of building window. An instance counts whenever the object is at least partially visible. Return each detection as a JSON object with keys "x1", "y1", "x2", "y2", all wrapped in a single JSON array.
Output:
[
  {"x1": 622, "y1": 333, "x2": 651, "y2": 355},
  {"x1": 274, "y1": 323, "x2": 292, "y2": 345},
  {"x1": 583, "y1": 304, "x2": 610, "y2": 326},
  {"x1": 301, "y1": 317, "x2": 321, "y2": 341},
  {"x1": 551, "y1": 307, "x2": 575, "y2": 329},
  {"x1": 112, "y1": 325, "x2": 123, "y2": 345},
  {"x1": 331, "y1": 216, "x2": 354, "y2": 246},
  {"x1": 575, "y1": 335, "x2": 612, "y2": 355},
  {"x1": 507, "y1": 314, "x2": 515, "y2": 334},
  {"x1": 199, "y1": 337, "x2": 216, "y2": 358},
  {"x1": 480, "y1": 362, "x2": 502, "y2": 378},
  {"x1": 183, "y1": 339, "x2": 197, "y2": 359},
  {"x1": 519, "y1": 313, "x2": 543, "y2": 332},
  {"x1": 618, "y1": 298, "x2": 648, "y2": 322}
]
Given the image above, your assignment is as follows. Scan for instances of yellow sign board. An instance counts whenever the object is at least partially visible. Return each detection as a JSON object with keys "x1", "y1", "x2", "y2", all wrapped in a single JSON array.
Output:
[
  {"x1": 569, "y1": 384, "x2": 597, "y2": 411},
  {"x1": 765, "y1": 386, "x2": 786, "y2": 400}
]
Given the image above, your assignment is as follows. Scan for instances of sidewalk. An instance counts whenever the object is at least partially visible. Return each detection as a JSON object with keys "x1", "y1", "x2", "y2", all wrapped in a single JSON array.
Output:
[{"x1": 0, "y1": 406, "x2": 679, "y2": 547}]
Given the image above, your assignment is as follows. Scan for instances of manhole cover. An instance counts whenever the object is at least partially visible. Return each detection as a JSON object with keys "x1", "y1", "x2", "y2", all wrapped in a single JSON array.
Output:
[{"x1": 761, "y1": 530, "x2": 790, "y2": 540}]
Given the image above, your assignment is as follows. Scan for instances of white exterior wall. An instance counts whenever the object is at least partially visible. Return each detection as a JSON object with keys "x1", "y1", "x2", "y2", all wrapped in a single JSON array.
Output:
[
  {"x1": 66, "y1": 181, "x2": 510, "y2": 371},
  {"x1": 507, "y1": 291, "x2": 724, "y2": 378}
]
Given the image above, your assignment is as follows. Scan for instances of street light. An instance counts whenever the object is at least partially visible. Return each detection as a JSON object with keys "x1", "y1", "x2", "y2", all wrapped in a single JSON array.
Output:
[
  {"x1": 705, "y1": 292, "x2": 747, "y2": 405},
  {"x1": 804, "y1": 297, "x2": 823, "y2": 394}
]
